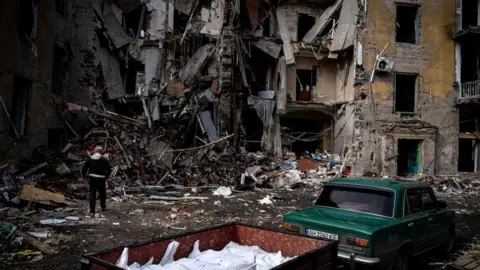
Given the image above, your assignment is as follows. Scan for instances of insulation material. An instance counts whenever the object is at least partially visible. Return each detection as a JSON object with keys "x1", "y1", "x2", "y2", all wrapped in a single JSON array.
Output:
[
  {"x1": 98, "y1": 47, "x2": 126, "y2": 100},
  {"x1": 143, "y1": 0, "x2": 168, "y2": 41},
  {"x1": 200, "y1": 0, "x2": 225, "y2": 36},
  {"x1": 252, "y1": 97, "x2": 276, "y2": 151},
  {"x1": 275, "y1": 7, "x2": 295, "y2": 66},
  {"x1": 103, "y1": 3, "x2": 130, "y2": 49},
  {"x1": 116, "y1": 240, "x2": 293, "y2": 270},
  {"x1": 330, "y1": 0, "x2": 358, "y2": 52}
]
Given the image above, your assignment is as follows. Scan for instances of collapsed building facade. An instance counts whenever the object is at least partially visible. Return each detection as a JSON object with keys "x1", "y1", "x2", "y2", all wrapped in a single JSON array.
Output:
[{"x1": 0, "y1": 0, "x2": 476, "y2": 178}]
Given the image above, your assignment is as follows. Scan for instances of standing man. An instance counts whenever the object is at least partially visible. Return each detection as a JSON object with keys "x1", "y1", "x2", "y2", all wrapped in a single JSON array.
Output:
[{"x1": 82, "y1": 146, "x2": 112, "y2": 216}]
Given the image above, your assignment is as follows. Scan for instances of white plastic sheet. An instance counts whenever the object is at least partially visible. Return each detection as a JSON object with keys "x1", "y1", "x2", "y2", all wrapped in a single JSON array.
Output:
[{"x1": 115, "y1": 240, "x2": 292, "y2": 270}]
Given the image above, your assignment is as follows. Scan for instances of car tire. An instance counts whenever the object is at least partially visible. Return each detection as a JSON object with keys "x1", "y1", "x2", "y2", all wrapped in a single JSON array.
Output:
[{"x1": 390, "y1": 250, "x2": 410, "y2": 270}]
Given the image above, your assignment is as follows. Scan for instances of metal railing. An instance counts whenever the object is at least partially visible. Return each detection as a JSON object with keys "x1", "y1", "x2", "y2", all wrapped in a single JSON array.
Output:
[{"x1": 460, "y1": 80, "x2": 480, "y2": 99}]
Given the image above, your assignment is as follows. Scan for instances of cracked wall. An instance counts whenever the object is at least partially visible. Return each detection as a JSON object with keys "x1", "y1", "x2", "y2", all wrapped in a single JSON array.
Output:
[
  {"x1": 0, "y1": 0, "x2": 76, "y2": 160},
  {"x1": 351, "y1": 0, "x2": 458, "y2": 176}
]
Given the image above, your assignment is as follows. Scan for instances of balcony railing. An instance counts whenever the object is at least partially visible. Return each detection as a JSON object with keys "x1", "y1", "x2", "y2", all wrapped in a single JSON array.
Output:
[{"x1": 460, "y1": 80, "x2": 480, "y2": 99}]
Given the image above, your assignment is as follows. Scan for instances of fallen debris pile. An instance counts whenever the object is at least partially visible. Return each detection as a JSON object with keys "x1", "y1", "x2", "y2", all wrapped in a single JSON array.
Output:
[{"x1": 418, "y1": 175, "x2": 480, "y2": 194}]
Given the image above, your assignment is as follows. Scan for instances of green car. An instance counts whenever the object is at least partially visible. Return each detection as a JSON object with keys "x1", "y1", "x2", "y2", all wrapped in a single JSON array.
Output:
[{"x1": 282, "y1": 178, "x2": 455, "y2": 269}]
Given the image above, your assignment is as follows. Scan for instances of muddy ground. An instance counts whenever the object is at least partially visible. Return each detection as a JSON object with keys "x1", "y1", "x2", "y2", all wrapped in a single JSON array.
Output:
[{"x1": 4, "y1": 188, "x2": 480, "y2": 269}]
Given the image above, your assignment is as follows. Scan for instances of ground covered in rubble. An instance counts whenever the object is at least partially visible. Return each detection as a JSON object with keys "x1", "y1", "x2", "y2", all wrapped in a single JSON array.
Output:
[{"x1": 4, "y1": 188, "x2": 480, "y2": 269}]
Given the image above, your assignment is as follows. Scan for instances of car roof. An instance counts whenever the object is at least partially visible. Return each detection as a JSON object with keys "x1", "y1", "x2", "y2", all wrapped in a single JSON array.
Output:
[{"x1": 328, "y1": 177, "x2": 429, "y2": 192}]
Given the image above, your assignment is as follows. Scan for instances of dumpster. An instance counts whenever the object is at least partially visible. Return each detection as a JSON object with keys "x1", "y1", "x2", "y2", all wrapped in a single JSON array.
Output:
[{"x1": 81, "y1": 223, "x2": 337, "y2": 270}]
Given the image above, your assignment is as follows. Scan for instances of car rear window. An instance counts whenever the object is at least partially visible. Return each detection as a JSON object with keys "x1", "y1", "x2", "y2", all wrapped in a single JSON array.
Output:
[{"x1": 315, "y1": 185, "x2": 395, "y2": 217}]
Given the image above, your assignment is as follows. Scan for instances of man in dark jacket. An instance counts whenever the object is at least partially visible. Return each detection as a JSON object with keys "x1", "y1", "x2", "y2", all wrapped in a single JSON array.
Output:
[{"x1": 82, "y1": 146, "x2": 112, "y2": 216}]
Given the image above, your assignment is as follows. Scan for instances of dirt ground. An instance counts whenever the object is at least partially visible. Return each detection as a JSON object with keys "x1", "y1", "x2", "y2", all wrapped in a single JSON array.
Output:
[{"x1": 4, "y1": 187, "x2": 480, "y2": 269}]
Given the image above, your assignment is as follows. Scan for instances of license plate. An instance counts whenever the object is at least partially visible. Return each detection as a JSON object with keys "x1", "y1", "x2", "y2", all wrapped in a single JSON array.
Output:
[{"x1": 306, "y1": 229, "x2": 339, "y2": 241}]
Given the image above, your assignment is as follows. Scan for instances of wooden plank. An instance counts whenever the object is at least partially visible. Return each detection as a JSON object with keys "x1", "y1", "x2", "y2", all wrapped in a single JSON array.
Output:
[
  {"x1": 330, "y1": 0, "x2": 358, "y2": 52},
  {"x1": 465, "y1": 261, "x2": 480, "y2": 270},
  {"x1": 20, "y1": 185, "x2": 66, "y2": 205},
  {"x1": 253, "y1": 39, "x2": 281, "y2": 59},
  {"x1": 275, "y1": 7, "x2": 295, "y2": 66},
  {"x1": 302, "y1": 0, "x2": 343, "y2": 43},
  {"x1": 453, "y1": 256, "x2": 475, "y2": 267},
  {"x1": 16, "y1": 230, "x2": 57, "y2": 255}
]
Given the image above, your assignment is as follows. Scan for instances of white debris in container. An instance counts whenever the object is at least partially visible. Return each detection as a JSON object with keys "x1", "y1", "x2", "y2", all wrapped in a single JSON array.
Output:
[{"x1": 116, "y1": 240, "x2": 293, "y2": 270}]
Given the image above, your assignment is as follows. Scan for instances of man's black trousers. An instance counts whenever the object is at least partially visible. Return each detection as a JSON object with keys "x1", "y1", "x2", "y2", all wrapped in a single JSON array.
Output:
[{"x1": 88, "y1": 177, "x2": 106, "y2": 213}]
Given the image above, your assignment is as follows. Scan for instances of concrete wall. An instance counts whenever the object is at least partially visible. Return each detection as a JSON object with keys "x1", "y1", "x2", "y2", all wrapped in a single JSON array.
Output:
[
  {"x1": 0, "y1": 0, "x2": 96, "y2": 161},
  {"x1": 0, "y1": 0, "x2": 77, "y2": 160},
  {"x1": 341, "y1": 0, "x2": 458, "y2": 176}
]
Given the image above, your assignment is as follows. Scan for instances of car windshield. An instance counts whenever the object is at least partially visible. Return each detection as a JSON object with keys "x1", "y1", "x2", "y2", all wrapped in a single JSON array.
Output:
[{"x1": 315, "y1": 185, "x2": 395, "y2": 217}]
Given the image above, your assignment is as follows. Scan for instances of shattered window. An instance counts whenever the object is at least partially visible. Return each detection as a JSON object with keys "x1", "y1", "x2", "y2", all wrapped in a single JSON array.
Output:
[
  {"x1": 396, "y1": 5, "x2": 419, "y2": 44},
  {"x1": 315, "y1": 185, "x2": 395, "y2": 217}
]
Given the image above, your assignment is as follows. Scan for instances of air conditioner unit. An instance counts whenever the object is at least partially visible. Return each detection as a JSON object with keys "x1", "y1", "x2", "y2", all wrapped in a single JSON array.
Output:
[{"x1": 375, "y1": 57, "x2": 394, "y2": 73}]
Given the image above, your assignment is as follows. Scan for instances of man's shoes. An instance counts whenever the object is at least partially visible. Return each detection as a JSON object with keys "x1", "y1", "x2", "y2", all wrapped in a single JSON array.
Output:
[
  {"x1": 101, "y1": 208, "x2": 107, "y2": 212},
  {"x1": 89, "y1": 213, "x2": 95, "y2": 217}
]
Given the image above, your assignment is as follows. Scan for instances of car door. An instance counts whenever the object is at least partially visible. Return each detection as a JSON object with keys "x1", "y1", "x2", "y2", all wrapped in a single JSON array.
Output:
[
  {"x1": 423, "y1": 187, "x2": 452, "y2": 246},
  {"x1": 403, "y1": 188, "x2": 430, "y2": 254}
]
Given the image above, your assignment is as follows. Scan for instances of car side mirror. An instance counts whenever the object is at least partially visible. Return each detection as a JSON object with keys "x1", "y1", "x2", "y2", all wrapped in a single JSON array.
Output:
[{"x1": 437, "y1": 200, "x2": 447, "y2": 209}]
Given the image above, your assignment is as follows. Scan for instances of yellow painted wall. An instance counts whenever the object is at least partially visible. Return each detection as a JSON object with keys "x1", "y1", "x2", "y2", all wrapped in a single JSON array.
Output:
[{"x1": 363, "y1": 0, "x2": 456, "y2": 101}]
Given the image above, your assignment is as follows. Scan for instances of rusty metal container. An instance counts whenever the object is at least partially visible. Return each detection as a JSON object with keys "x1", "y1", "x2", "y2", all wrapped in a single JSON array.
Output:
[{"x1": 80, "y1": 223, "x2": 337, "y2": 270}]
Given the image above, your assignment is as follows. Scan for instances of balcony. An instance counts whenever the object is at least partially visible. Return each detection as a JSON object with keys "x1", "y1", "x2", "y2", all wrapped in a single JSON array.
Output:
[
  {"x1": 458, "y1": 81, "x2": 480, "y2": 104},
  {"x1": 453, "y1": 26, "x2": 480, "y2": 43}
]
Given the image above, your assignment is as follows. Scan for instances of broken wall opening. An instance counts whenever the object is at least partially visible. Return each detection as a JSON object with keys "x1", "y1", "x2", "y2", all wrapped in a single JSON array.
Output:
[
  {"x1": 52, "y1": 44, "x2": 67, "y2": 94},
  {"x1": 11, "y1": 76, "x2": 32, "y2": 137},
  {"x1": 48, "y1": 129, "x2": 66, "y2": 152},
  {"x1": 249, "y1": 47, "x2": 273, "y2": 93},
  {"x1": 18, "y1": 0, "x2": 37, "y2": 39},
  {"x1": 397, "y1": 139, "x2": 422, "y2": 176},
  {"x1": 394, "y1": 73, "x2": 417, "y2": 113},
  {"x1": 460, "y1": 107, "x2": 480, "y2": 133},
  {"x1": 242, "y1": 108, "x2": 264, "y2": 152},
  {"x1": 462, "y1": 0, "x2": 478, "y2": 29},
  {"x1": 458, "y1": 139, "x2": 479, "y2": 172},
  {"x1": 395, "y1": 4, "x2": 419, "y2": 44},
  {"x1": 460, "y1": 46, "x2": 479, "y2": 83},
  {"x1": 280, "y1": 111, "x2": 331, "y2": 155},
  {"x1": 297, "y1": 14, "x2": 316, "y2": 41},
  {"x1": 296, "y1": 68, "x2": 317, "y2": 101}
]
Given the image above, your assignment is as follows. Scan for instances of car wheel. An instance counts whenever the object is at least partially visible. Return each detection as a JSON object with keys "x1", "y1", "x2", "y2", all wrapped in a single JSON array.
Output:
[{"x1": 390, "y1": 250, "x2": 410, "y2": 270}]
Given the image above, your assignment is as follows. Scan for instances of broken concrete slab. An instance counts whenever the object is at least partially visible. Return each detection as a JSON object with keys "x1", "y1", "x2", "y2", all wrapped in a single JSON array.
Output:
[
  {"x1": 102, "y1": 3, "x2": 130, "y2": 49},
  {"x1": 175, "y1": 0, "x2": 194, "y2": 15},
  {"x1": 330, "y1": 0, "x2": 358, "y2": 52},
  {"x1": 55, "y1": 163, "x2": 71, "y2": 176},
  {"x1": 198, "y1": 111, "x2": 219, "y2": 142},
  {"x1": 200, "y1": 0, "x2": 225, "y2": 36},
  {"x1": 143, "y1": 0, "x2": 168, "y2": 41},
  {"x1": 302, "y1": 0, "x2": 343, "y2": 43},
  {"x1": 253, "y1": 39, "x2": 281, "y2": 59},
  {"x1": 98, "y1": 47, "x2": 126, "y2": 100},
  {"x1": 276, "y1": 6, "x2": 295, "y2": 66},
  {"x1": 179, "y1": 44, "x2": 215, "y2": 86}
]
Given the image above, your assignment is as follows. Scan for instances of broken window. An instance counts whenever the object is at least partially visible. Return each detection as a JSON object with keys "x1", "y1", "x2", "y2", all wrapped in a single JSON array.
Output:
[
  {"x1": 396, "y1": 5, "x2": 419, "y2": 44},
  {"x1": 460, "y1": 109, "x2": 480, "y2": 133},
  {"x1": 52, "y1": 44, "x2": 67, "y2": 94},
  {"x1": 296, "y1": 68, "x2": 317, "y2": 101},
  {"x1": 397, "y1": 139, "x2": 422, "y2": 176},
  {"x1": 460, "y1": 46, "x2": 479, "y2": 83},
  {"x1": 458, "y1": 139, "x2": 479, "y2": 172},
  {"x1": 48, "y1": 129, "x2": 65, "y2": 152},
  {"x1": 11, "y1": 76, "x2": 31, "y2": 136},
  {"x1": 297, "y1": 14, "x2": 316, "y2": 41},
  {"x1": 462, "y1": 0, "x2": 478, "y2": 29},
  {"x1": 18, "y1": 0, "x2": 38, "y2": 40},
  {"x1": 394, "y1": 74, "x2": 417, "y2": 113},
  {"x1": 55, "y1": 0, "x2": 69, "y2": 17}
]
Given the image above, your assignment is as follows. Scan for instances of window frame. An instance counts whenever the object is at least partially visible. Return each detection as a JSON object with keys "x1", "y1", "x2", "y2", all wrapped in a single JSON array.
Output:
[
  {"x1": 403, "y1": 187, "x2": 423, "y2": 217},
  {"x1": 394, "y1": 72, "x2": 418, "y2": 114},
  {"x1": 395, "y1": 3, "x2": 420, "y2": 44},
  {"x1": 421, "y1": 187, "x2": 438, "y2": 212}
]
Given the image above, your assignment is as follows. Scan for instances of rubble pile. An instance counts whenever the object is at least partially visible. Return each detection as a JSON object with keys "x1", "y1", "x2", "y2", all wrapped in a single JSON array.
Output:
[{"x1": 418, "y1": 175, "x2": 480, "y2": 194}]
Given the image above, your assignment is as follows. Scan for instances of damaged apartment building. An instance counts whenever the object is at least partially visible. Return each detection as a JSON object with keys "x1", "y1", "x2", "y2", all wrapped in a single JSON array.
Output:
[{"x1": 1, "y1": 0, "x2": 477, "y2": 179}]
